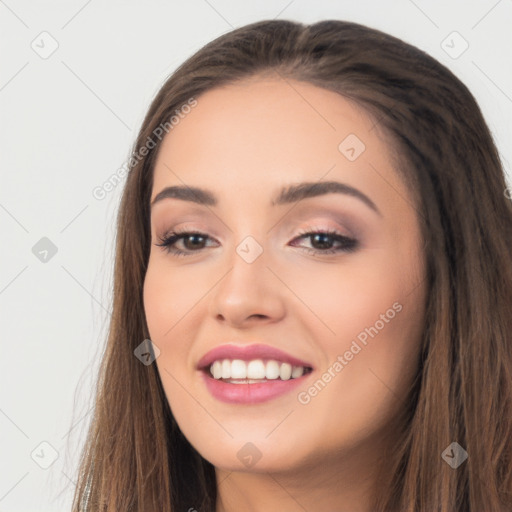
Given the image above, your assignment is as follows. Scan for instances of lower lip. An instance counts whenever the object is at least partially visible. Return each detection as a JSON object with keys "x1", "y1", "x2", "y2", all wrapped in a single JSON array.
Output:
[{"x1": 200, "y1": 371, "x2": 309, "y2": 404}]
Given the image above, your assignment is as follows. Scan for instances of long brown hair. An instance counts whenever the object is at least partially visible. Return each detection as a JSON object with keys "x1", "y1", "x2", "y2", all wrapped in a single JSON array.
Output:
[{"x1": 71, "y1": 19, "x2": 512, "y2": 511}]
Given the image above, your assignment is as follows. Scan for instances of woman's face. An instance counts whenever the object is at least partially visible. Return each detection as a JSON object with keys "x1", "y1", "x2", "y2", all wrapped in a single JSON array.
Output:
[{"x1": 143, "y1": 76, "x2": 426, "y2": 476}]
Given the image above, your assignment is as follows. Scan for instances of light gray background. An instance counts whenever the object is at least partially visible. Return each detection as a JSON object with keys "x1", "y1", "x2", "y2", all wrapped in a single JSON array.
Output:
[{"x1": 0, "y1": 1, "x2": 510, "y2": 510}]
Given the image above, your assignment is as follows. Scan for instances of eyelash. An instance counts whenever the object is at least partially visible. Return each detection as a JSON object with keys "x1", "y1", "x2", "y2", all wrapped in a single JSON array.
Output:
[{"x1": 155, "y1": 227, "x2": 358, "y2": 258}]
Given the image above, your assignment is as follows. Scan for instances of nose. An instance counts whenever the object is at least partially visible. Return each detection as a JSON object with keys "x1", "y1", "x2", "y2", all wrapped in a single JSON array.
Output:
[{"x1": 208, "y1": 241, "x2": 286, "y2": 328}]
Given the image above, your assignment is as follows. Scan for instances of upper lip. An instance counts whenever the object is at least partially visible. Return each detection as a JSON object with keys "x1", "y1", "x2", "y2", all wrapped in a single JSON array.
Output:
[{"x1": 197, "y1": 343, "x2": 314, "y2": 370}]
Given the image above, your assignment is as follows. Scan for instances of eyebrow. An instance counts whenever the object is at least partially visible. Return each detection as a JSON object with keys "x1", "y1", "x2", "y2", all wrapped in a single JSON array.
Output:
[{"x1": 150, "y1": 181, "x2": 381, "y2": 216}]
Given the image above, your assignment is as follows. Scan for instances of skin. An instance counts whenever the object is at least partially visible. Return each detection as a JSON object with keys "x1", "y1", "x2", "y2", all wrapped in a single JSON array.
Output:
[{"x1": 143, "y1": 74, "x2": 427, "y2": 512}]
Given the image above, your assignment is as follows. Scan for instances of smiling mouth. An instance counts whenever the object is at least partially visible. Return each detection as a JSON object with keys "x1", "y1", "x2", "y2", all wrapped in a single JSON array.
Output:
[{"x1": 201, "y1": 358, "x2": 314, "y2": 383}]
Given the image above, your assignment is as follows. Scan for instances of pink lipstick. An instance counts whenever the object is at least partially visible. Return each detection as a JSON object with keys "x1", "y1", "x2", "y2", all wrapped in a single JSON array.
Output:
[{"x1": 197, "y1": 343, "x2": 314, "y2": 404}]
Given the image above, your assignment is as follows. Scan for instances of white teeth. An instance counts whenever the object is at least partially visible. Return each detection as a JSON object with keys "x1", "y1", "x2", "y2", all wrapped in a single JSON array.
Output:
[
  {"x1": 212, "y1": 360, "x2": 222, "y2": 379},
  {"x1": 291, "y1": 365, "x2": 304, "y2": 378},
  {"x1": 280, "y1": 362, "x2": 292, "y2": 381},
  {"x1": 265, "y1": 360, "x2": 280, "y2": 379},
  {"x1": 208, "y1": 358, "x2": 308, "y2": 381},
  {"x1": 221, "y1": 359, "x2": 231, "y2": 379},
  {"x1": 231, "y1": 359, "x2": 247, "y2": 379},
  {"x1": 247, "y1": 359, "x2": 266, "y2": 379}
]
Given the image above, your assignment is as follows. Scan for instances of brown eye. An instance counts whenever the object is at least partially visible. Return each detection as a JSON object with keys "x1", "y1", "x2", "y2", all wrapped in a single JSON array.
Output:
[
  {"x1": 181, "y1": 233, "x2": 207, "y2": 250},
  {"x1": 155, "y1": 229, "x2": 359, "y2": 258},
  {"x1": 155, "y1": 230, "x2": 216, "y2": 257},
  {"x1": 290, "y1": 229, "x2": 359, "y2": 255}
]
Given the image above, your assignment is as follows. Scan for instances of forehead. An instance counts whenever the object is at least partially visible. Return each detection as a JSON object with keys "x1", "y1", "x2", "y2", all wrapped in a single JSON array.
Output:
[
  {"x1": 157, "y1": 77, "x2": 372, "y2": 158},
  {"x1": 151, "y1": 77, "x2": 402, "y2": 205}
]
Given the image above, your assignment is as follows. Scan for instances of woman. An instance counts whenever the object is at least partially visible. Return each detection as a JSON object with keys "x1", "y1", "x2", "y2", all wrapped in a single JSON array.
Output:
[{"x1": 72, "y1": 19, "x2": 512, "y2": 511}]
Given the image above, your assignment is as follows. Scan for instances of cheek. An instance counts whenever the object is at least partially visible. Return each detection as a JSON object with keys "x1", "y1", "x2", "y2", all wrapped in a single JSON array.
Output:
[
  {"x1": 143, "y1": 270, "x2": 173, "y2": 340},
  {"x1": 291, "y1": 247, "x2": 424, "y2": 412},
  {"x1": 143, "y1": 263, "x2": 199, "y2": 411},
  {"x1": 293, "y1": 285, "x2": 424, "y2": 453},
  {"x1": 143, "y1": 263, "x2": 195, "y2": 388},
  {"x1": 143, "y1": 258, "x2": 212, "y2": 385},
  {"x1": 278, "y1": 249, "x2": 416, "y2": 345},
  {"x1": 143, "y1": 259, "x2": 200, "y2": 339}
]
